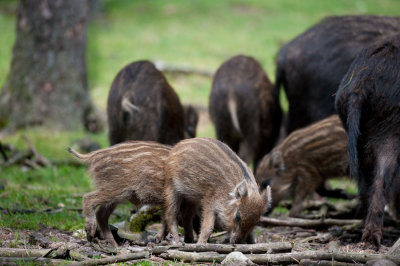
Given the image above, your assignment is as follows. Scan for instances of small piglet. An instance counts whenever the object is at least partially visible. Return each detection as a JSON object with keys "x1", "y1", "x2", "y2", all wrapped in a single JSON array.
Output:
[
  {"x1": 256, "y1": 115, "x2": 349, "y2": 217},
  {"x1": 68, "y1": 141, "x2": 171, "y2": 246},
  {"x1": 164, "y1": 138, "x2": 271, "y2": 244}
]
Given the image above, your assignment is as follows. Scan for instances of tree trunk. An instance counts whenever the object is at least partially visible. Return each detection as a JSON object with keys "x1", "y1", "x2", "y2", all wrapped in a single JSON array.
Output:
[{"x1": 0, "y1": 0, "x2": 100, "y2": 131}]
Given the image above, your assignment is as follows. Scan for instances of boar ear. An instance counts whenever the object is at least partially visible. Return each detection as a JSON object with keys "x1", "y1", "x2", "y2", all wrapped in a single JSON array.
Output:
[
  {"x1": 232, "y1": 180, "x2": 248, "y2": 199},
  {"x1": 271, "y1": 151, "x2": 285, "y2": 171}
]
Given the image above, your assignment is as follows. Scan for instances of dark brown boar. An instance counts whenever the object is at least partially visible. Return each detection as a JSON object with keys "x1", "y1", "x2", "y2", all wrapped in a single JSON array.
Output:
[
  {"x1": 209, "y1": 55, "x2": 282, "y2": 170},
  {"x1": 107, "y1": 60, "x2": 198, "y2": 145},
  {"x1": 68, "y1": 141, "x2": 171, "y2": 246},
  {"x1": 164, "y1": 138, "x2": 271, "y2": 244},
  {"x1": 255, "y1": 115, "x2": 349, "y2": 217},
  {"x1": 277, "y1": 15, "x2": 400, "y2": 134},
  {"x1": 335, "y1": 34, "x2": 400, "y2": 248}
]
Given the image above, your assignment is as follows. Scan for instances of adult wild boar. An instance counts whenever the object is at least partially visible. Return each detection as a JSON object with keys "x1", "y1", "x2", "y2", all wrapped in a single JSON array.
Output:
[
  {"x1": 335, "y1": 34, "x2": 400, "y2": 248},
  {"x1": 68, "y1": 141, "x2": 171, "y2": 246},
  {"x1": 164, "y1": 138, "x2": 271, "y2": 244},
  {"x1": 256, "y1": 115, "x2": 349, "y2": 217},
  {"x1": 276, "y1": 15, "x2": 400, "y2": 134},
  {"x1": 107, "y1": 60, "x2": 198, "y2": 145},
  {"x1": 209, "y1": 55, "x2": 282, "y2": 170}
]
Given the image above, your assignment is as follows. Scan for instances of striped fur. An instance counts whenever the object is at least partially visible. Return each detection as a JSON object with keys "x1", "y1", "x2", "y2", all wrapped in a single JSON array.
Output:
[
  {"x1": 256, "y1": 115, "x2": 349, "y2": 217},
  {"x1": 164, "y1": 138, "x2": 271, "y2": 244},
  {"x1": 69, "y1": 141, "x2": 171, "y2": 246}
]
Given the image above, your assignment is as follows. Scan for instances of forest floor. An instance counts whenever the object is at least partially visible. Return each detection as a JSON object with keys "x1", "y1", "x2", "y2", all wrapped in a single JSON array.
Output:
[{"x1": 1, "y1": 208, "x2": 399, "y2": 265}]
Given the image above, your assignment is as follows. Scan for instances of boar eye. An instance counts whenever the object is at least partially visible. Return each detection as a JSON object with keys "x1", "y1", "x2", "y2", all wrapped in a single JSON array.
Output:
[{"x1": 235, "y1": 211, "x2": 241, "y2": 224}]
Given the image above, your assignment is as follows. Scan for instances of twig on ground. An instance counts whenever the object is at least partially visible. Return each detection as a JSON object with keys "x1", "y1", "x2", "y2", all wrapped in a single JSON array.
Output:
[
  {"x1": 150, "y1": 242, "x2": 292, "y2": 255},
  {"x1": 67, "y1": 251, "x2": 149, "y2": 266},
  {"x1": 259, "y1": 216, "x2": 362, "y2": 229},
  {"x1": 160, "y1": 250, "x2": 226, "y2": 263}
]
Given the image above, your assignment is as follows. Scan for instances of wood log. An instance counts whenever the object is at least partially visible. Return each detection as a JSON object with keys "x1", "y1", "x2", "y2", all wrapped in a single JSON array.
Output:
[
  {"x1": 159, "y1": 250, "x2": 400, "y2": 264},
  {"x1": 259, "y1": 216, "x2": 361, "y2": 229},
  {"x1": 67, "y1": 251, "x2": 149, "y2": 266},
  {"x1": 160, "y1": 250, "x2": 226, "y2": 263},
  {"x1": 246, "y1": 251, "x2": 400, "y2": 265},
  {"x1": 0, "y1": 248, "x2": 52, "y2": 257},
  {"x1": 178, "y1": 242, "x2": 293, "y2": 254},
  {"x1": 0, "y1": 257, "x2": 67, "y2": 265},
  {"x1": 150, "y1": 242, "x2": 292, "y2": 255},
  {"x1": 300, "y1": 259, "x2": 362, "y2": 266}
]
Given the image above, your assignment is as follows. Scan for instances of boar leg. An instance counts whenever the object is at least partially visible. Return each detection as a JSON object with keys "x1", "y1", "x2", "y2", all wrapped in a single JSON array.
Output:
[
  {"x1": 154, "y1": 219, "x2": 168, "y2": 243},
  {"x1": 362, "y1": 165, "x2": 394, "y2": 248},
  {"x1": 165, "y1": 185, "x2": 181, "y2": 244},
  {"x1": 83, "y1": 189, "x2": 126, "y2": 243},
  {"x1": 197, "y1": 206, "x2": 215, "y2": 244},
  {"x1": 289, "y1": 185, "x2": 310, "y2": 217},
  {"x1": 180, "y1": 200, "x2": 197, "y2": 243},
  {"x1": 96, "y1": 203, "x2": 117, "y2": 246},
  {"x1": 83, "y1": 190, "x2": 103, "y2": 242}
]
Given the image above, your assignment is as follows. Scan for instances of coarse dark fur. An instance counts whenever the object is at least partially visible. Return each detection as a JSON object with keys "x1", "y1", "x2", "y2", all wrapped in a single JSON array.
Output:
[
  {"x1": 68, "y1": 141, "x2": 171, "y2": 246},
  {"x1": 164, "y1": 138, "x2": 271, "y2": 244},
  {"x1": 335, "y1": 34, "x2": 400, "y2": 248},
  {"x1": 209, "y1": 55, "x2": 282, "y2": 170},
  {"x1": 107, "y1": 60, "x2": 198, "y2": 145},
  {"x1": 256, "y1": 115, "x2": 349, "y2": 217},
  {"x1": 276, "y1": 15, "x2": 400, "y2": 134}
]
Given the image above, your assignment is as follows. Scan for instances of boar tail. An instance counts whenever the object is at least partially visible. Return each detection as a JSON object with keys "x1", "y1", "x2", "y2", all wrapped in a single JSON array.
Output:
[
  {"x1": 67, "y1": 147, "x2": 91, "y2": 161},
  {"x1": 228, "y1": 91, "x2": 242, "y2": 135},
  {"x1": 122, "y1": 95, "x2": 141, "y2": 114},
  {"x1": 347, "y1": 95, "x2": 362, "y2": 182}
]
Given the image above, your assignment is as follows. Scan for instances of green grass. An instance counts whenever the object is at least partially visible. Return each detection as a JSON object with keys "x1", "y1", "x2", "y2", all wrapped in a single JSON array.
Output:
[{"x1": 0, "y1": 0, "x2": 399, "y2": 233}]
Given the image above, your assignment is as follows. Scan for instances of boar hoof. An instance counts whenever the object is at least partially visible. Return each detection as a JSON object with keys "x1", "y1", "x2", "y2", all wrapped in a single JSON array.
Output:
[
  {"x1": 362, "y1": 228, "x2": 381, "y2": 250},
  {"x1": 85, "y1": 223, "x2": 97, "y2": 242}
]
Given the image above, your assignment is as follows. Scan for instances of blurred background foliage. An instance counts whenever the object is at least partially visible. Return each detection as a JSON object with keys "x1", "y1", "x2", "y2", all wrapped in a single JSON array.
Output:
[{"x1": 0, "y1": 0, "x2": 398, "y2": 230}]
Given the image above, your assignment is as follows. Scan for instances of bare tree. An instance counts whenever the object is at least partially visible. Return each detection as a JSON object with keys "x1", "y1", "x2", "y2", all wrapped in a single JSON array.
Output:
[{"x1": 0, "y1": 0, "x2": 101, "y2": 132}]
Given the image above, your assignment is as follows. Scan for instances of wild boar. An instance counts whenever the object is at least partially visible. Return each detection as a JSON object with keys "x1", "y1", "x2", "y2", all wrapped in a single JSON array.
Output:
[
  {"x1": 335, "y1": 34, "x2": 400, "y2": 248},
  {"x1": 255, "y1": 115, "x2": 349, "y2": 217},
  {"x1": 68, "y1": 141, "x2": 171, "y2": 246},
  {"x1": 164, "y1": 138, "x2": 271, "y2": 244},
  {"x1": 276, "y1": 15, "x2": 400, "y2": 134},
  {"x1": 107, "y1": 60, "x2": 198, "y2": 145},
  {"x1": 209, "y1": 55, "x2": 282, "y2": 170}
]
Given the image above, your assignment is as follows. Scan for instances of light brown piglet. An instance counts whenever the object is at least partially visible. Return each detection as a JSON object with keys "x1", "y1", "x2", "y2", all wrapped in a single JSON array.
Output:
[
  {"x1": 256, "y1": 115, "x2": 349, "y2": 217},
  {"x1": 164, "y1": 138, "x2": 271, "y2": 244},
  {"x1": 68, "y1": 141, "x2": 171, "y2": 246}
]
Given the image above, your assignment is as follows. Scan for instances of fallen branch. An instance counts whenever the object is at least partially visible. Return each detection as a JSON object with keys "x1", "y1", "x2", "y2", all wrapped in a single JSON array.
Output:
[
  {"x1": 69, "y1": 250, "x2": 91, "y2": 261},
  {"x1": 0, "y1": 257, "x2": 68, "y2": 265},
  {"x1": 300, "y1": 259, "x2": 362, "y2": 266},
  {"x1": 68, "y1": 251, "x2": 149, "y2": 266},
  {"x1": 150, "y1": 242, "x2": 292, "y2": 255},
  {"x1": 153, "y1": 60, "x2": 213, "y2": 77},
  {"x1": 210, "y1": 231, "x2": 228, "y2": 239},
  {"x1": 0, "y1": 247, "x2": 52, "y2": 257},
  {"x1": 160, "y1": 250, "x2": 226, "y2": 263},
  {"x1": 299, "y1": 232, "x2": 332, "y2": 244},
  {"x1": 22, "y1": 135, "x2": 51, "y2": 167},
  {"x1": 247, "y1": 251, "x2": 400, "y2": 265},
  {"x1": 179, "y1": 242, "x2": 293, "y2": 254},
  {"x1": 159, "y1": 250, "x2": 400, "y2": 264},
  {"x1": 259, "y1": 216, "x2": 362, "y2": 229}
]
